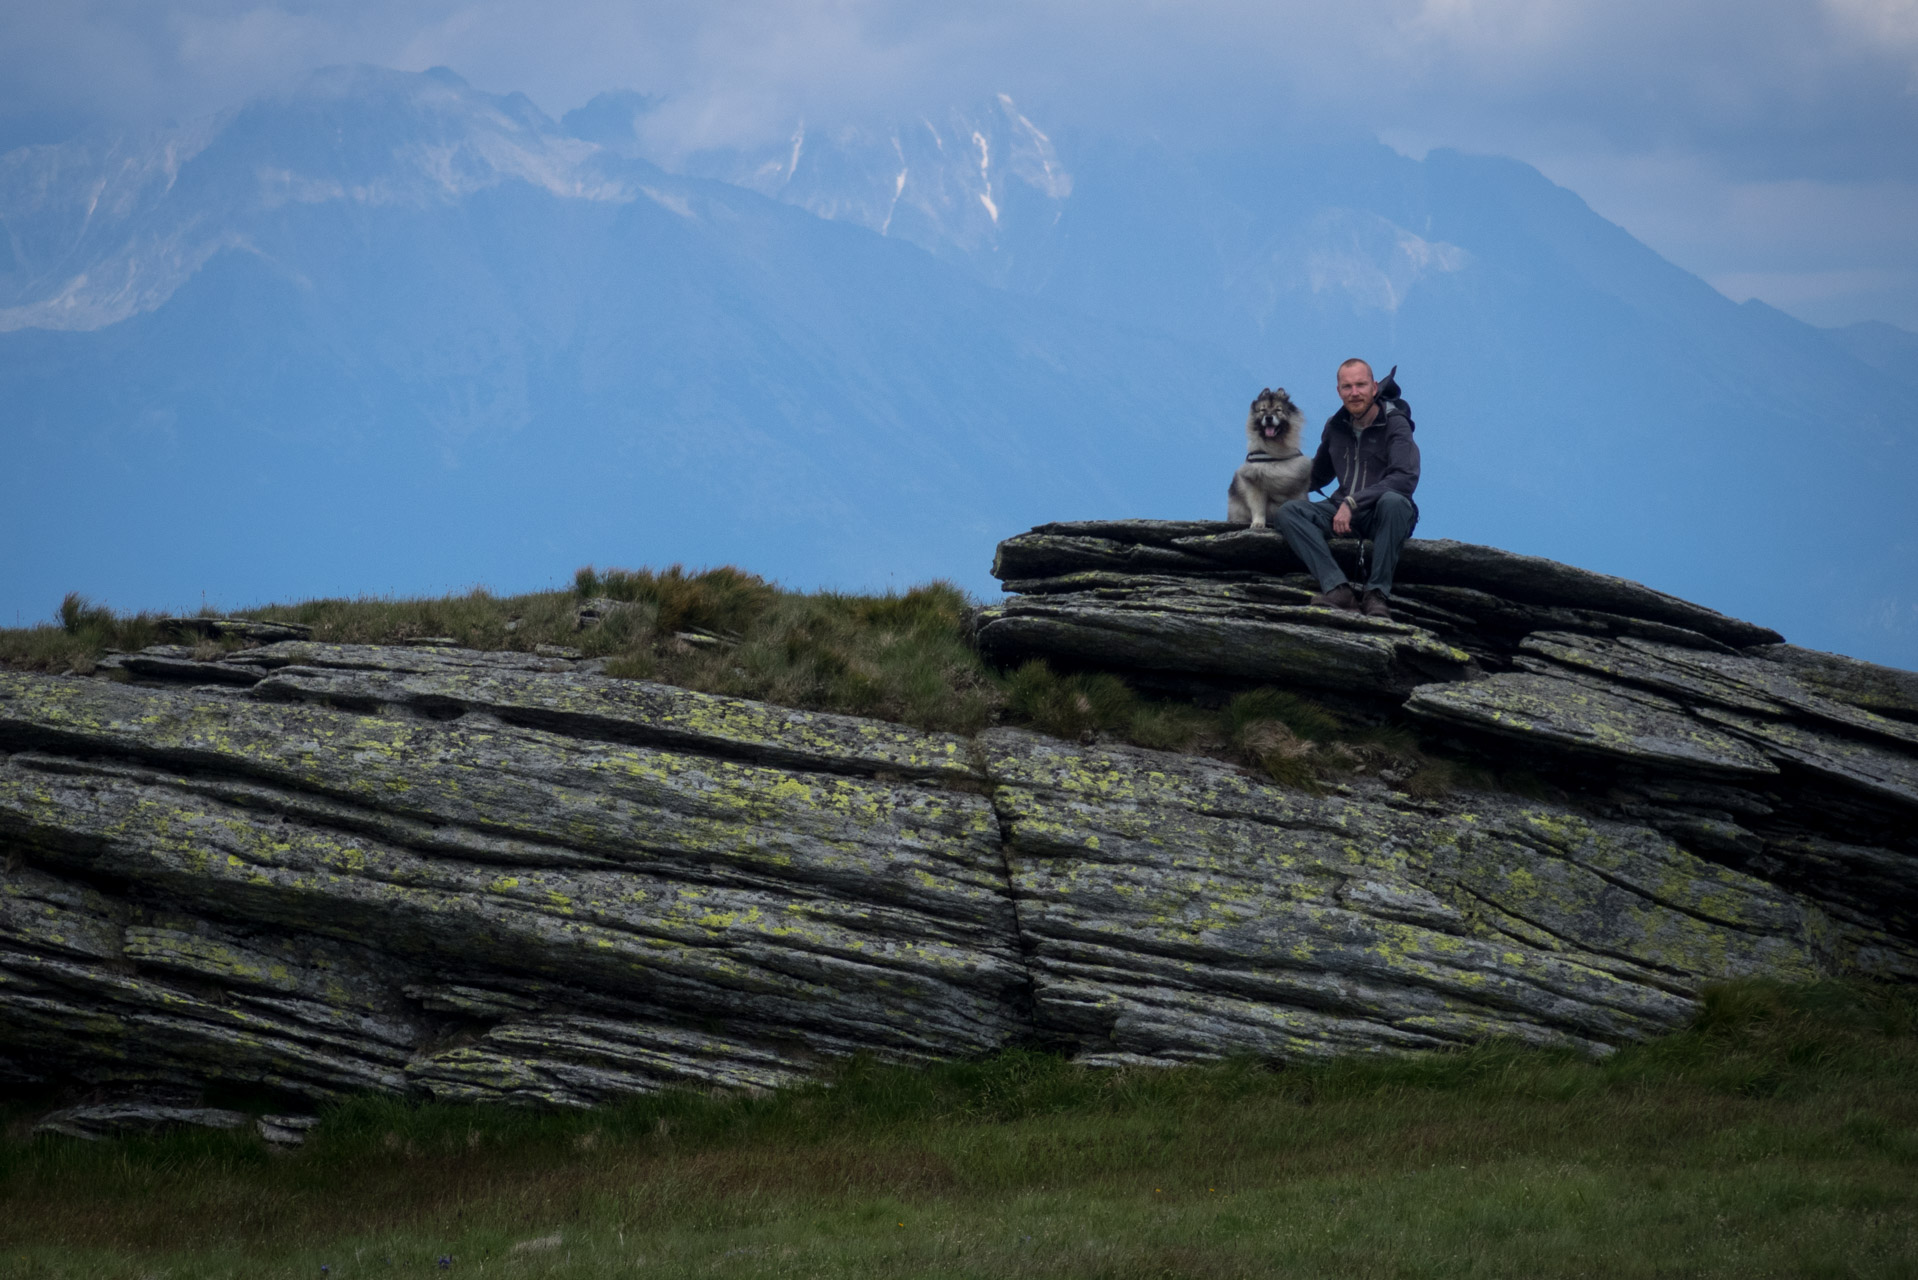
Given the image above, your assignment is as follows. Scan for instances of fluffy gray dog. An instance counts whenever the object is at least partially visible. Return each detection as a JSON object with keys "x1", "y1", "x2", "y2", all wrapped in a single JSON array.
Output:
[{"x1": 1226, "y1": 387, "x2": 1311, "y2": 528}]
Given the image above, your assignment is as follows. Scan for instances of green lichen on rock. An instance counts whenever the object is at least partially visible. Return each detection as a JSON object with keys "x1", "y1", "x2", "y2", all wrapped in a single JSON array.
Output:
[
  {"x1": 1405, "y1": 671, "x2": 1780, "y2": 777},
  {"x1": 1523, "y1": 632, "x2": 1918, "y2": 751},
  {"x1": 243, "y1": 657, "x2": 986, "y2": 781},
  {"x1": 983, "y1": 727, "x2": 1832, "y2": 1065},
  {"x1": 1751, "y1": 643, "x2": 1918, "y2": 721}
]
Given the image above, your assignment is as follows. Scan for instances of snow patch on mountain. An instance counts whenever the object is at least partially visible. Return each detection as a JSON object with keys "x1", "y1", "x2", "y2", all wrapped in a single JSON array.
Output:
[
  {"x1": 1301, "y1": 210, "x2": 1472, "y2": 314},
  {"x1": 973, "y1": 131, "x2": 999, "y2": 224},
  {"x1": 0, "y1": 66, "x2": 639, "y2": 333},
  {"x1": 624, "y1": 95, "x2": 1072, "y2": 267},
  {"x1": 996, "y1": 94, "x2": 1071, "y2": 200},
  {"x1": 640, "y1": 185, "x2": 696, "y2": 219}
]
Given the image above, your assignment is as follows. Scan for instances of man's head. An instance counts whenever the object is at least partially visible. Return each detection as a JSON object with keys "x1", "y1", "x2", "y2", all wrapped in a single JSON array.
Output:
[{"x1": 1336, "y1": 359, "x2": 1377, "y2": 420}]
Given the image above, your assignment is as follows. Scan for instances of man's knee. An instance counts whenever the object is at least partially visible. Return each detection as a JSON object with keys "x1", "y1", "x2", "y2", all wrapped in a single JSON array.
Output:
[
  {"x1": 1275, "y1": 497, "x2": 1321, "y2": 531},
  {"x1": 1371, "y1": 491, "x2": 1416, "y2": 534}
]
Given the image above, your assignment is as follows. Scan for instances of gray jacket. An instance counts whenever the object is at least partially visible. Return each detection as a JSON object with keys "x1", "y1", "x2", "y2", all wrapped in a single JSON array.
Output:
[{"x1": 1308, "y1": 399, "x2": 1420, "y2": 517}]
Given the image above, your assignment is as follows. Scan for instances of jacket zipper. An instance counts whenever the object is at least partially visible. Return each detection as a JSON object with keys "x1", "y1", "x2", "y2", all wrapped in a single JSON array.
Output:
[{"x1": 1349, "y1": 422, "x2": 1368, "y2": 507}]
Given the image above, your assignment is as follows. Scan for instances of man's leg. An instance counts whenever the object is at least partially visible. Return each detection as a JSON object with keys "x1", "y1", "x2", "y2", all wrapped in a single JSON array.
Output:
[
  {"x1": 1275, "y1": 498, "x2": 1357, "y2": 609},
  {"x1": 1355, "y1": 492, "x2": 1417, "y2": 616}
]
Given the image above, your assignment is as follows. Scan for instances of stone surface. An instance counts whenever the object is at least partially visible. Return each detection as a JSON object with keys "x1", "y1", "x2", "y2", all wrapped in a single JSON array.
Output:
[
  {"x1": 33, "y1": 1102, "x2": 256, "y2": 1140},
  {"x1": 995, "y1": 523, "x2": 1782, "y2": 649},
  {"x1": 1, "y1": 526, "x2": 1912, "y2": 1131},
  {"x1": 975, "y1": 590, "x2": 1474, "y2": 698},
  {"x1": 154, "y1": 616, "x2": 314, "y2": 643},
  {"x1": 1392, "y1": 542, "x2": 1782, "y2": 649},
  {"x1": 1401, "y1": 639, "x2": 1918, "y2": 946},
  {"x1": 1406, "y1": 670, "x2": 1783, "y2": 778},
  {"x1": 984, "y1": 519, "x2": 1912, "y2": 987},
  {"x1": 981, "y1": 728, "x2": 1828, "y2": 1065},
  {"x1": 0, "y1": 669, "x2": 1024, "y2": 1109},
  {"x1": 1750, "y1": 644, "x2": 1918, "y2": 723},
  {"x1": 981, "y1": 524, "x2": 1782, "y2": 697},
  {"x1": 28, "y1": 1100, "x2": 318, "y2": 1143}
]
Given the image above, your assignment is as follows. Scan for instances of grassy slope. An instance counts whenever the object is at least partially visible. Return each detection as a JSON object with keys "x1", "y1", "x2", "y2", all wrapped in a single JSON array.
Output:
[
  {"x1": 1, "y1": 983, "x2": 1915, "y2": 1278},
  {"x1": 0, "y1": 567, "x2": 1494, "y2": 794}
]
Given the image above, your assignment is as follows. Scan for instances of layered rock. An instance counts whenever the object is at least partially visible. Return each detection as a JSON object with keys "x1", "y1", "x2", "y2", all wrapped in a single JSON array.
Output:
[
  {"x1": 1, "y1": 528, "x2": 1915, "y2": 1134},
  {"x1": 0, "y1": 645, "x2": 1022, "y2": 1110},
  {"x1": 983, "y1": 521, "x2": 1918, "y2": 974},
  {"x1": 980, "y1": 523, "x2": 1781, "y2": 693}
]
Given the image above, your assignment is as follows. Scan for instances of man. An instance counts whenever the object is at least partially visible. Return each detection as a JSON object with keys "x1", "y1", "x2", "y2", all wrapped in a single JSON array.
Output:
[{"x1": 1274, "y1": 358, "x2": 1420, "y2": 620}]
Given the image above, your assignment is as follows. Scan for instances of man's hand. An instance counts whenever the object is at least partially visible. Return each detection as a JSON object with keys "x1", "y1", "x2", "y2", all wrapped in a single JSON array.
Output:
[{"x1": 1332, "y1": 502, "x2": 1353, "y2": 536}]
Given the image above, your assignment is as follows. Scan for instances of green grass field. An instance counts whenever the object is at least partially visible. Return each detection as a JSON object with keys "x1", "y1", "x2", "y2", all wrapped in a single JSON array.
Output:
[{"x1": 3, "y1": 982, "x2": 1915, "y2": 1278}]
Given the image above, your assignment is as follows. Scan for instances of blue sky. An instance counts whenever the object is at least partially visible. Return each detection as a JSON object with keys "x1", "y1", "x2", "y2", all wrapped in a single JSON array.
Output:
[{"x1": 3, "y1": 0, "x2": 1917, "y2": 331}]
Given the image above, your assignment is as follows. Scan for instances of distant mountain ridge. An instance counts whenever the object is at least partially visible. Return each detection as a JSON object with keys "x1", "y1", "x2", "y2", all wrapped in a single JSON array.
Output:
[
  {"x1": 2, "y1": 65, "x2": 1914, "y2": 667},
  {"x1": 1826, "y1": 321, "x2": 1918, "y2": 394},
  {"x1": 0, "y1": 67, "x2": 630, "y2": 332},
  {"x1": 565, "y1": 89, "x2": 1073, "y2": 290}
]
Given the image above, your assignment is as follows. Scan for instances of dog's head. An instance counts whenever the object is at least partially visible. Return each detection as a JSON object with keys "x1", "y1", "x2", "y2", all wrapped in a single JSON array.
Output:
[{"x1": 1246, "y1": 387, "x2": 1304, "y2": 445}]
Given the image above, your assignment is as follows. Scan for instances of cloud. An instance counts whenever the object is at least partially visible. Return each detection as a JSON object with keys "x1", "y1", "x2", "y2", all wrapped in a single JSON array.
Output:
[
  {"x1": 3, "y1": 0, "x2": 1916, "y2": 327},
  {"x1": 8, "y1": 1, "x2": 1915, "y2": 163},
  {"x1": 1825, "y1": 0, "x2": 1918, "y2": 50}
]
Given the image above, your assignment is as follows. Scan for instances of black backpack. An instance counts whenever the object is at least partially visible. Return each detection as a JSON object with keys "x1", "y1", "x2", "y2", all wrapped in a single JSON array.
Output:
[{"x1": 1376, "y1": 365, "x2": 1415, "y2": 431}]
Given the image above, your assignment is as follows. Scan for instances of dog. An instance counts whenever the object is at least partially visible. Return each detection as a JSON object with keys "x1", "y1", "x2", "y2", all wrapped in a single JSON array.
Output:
[{"x1": 1226, "y1": 387, "x2": 1311, "y2": 528}]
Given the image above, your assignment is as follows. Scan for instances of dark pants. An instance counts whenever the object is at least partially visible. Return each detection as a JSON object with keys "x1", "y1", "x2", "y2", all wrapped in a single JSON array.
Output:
[{"x1": 1274, "y1": 492, "x2": 1418, "y2": 598}]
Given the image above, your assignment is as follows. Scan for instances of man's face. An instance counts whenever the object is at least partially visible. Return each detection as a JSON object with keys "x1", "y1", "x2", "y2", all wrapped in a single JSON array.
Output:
[{"x1": 1337, "y1": 363, "x2": 1377, "y2": 418}]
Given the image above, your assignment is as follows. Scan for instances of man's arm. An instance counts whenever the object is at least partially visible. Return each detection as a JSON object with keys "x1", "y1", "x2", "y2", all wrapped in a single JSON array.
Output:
[
  {"x1": 1313, "y1": 427, "x2": 1354, "y2": 534},
  {"x1": 1307, "y1": 435, "x2": 1337, "y2": 494}
]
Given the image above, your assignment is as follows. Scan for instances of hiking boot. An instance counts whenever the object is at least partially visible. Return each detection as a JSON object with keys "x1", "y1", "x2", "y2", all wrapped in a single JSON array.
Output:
[
  {"x1": 1360, "y1": 590, "x2": 1393, "y2": 621},
  {"x1": 1308, "y1": 584, "x2": 1360, "y2": 612}
]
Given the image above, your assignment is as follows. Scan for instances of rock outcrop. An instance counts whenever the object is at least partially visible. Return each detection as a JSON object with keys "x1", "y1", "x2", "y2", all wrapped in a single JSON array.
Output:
[
  {"x1": 980, "y1": 522, "x2": 1917, "y2": 973},
  {"x1": 2, "y1": 525, "x2": 1914, "y2": 1134},
  {"x1": 978, "y1": 522, "x2": 1782, "y2": 697}
]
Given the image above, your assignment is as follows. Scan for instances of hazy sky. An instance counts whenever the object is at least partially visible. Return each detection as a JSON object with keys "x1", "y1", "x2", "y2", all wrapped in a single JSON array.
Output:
[{"x1": 4, "y1": 0, "x2": 1916, "y2": 329}]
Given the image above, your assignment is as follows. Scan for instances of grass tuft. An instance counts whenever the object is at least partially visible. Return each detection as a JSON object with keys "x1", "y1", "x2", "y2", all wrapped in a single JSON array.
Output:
[
  {"x1": 1225, "y1": 687, "x2": 1344, "y2": 742},
  {"x1": 655, "y1": 582, "x2": 999, "y2": 732},
  {"x1": 1005, "y1": 661, "x2": 1139, "y2": 741},
  {"x1": 1225, "y1": 688, "x2": 1343, "y2": 790},
  {"x1": 0, "y1": 595, "x2": 166, "y2": 675},
  {"x1": 1006, "y1": 661, "x2": 1221, "y2": 752},
  {"x1": 575, "y1": 563, "x2": 779, "y2": 636}
]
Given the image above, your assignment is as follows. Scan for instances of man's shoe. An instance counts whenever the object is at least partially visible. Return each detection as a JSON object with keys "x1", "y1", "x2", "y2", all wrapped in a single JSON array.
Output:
[
  {"x1": 1360, "y1": 590, "x2": 1393, "y2": 621},
  {"x1": 1308, "y1": 584, "x2": 1360, "y2": 612}
]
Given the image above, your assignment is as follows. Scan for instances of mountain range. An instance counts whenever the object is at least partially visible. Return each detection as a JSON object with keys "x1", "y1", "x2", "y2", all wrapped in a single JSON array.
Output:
[{"x1": 2, "y1": 66, "x2": 1913, "y2": 666}]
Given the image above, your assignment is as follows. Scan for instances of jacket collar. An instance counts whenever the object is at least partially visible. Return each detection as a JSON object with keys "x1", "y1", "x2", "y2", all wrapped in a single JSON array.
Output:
[{"x1": 1330, "y1": 399, "x2": 1400, "y2": 432}]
